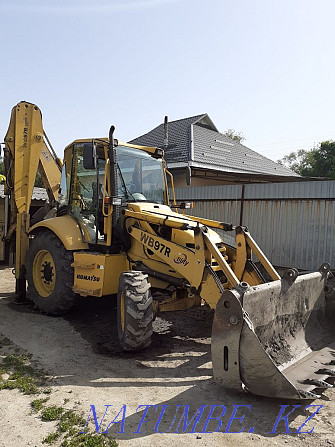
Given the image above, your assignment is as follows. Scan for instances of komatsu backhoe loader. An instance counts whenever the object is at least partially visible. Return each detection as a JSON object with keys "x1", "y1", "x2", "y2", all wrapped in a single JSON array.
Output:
[{"x1": 2, "y1": 101, "x2": 335, "y2": 399}]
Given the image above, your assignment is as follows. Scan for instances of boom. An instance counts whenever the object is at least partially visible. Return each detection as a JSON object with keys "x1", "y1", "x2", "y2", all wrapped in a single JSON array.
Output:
[{"x1": 3, "y1": 101, "x2": 62, "y2": 299}]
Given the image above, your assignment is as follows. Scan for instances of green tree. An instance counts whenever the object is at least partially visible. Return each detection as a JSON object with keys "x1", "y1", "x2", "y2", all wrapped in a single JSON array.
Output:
[
  {"x1": 34, "y1": 172, "x2": 44, "y2": 188},
  {"x1": 0, "y1": 158, "x2": 44, "y2": 187},
  {"x1": 277, "y1": 149, "x2": 315, "y2": 176},
  {"x1": 277, "y1": 141, "x2": 335, "y2": 179},
  {"x1": 223, "y1": 128, "x2": 246, "y2": 144}
]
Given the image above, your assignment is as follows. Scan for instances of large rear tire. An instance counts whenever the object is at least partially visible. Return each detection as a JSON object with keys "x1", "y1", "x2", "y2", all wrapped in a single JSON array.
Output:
[
  {"x1": 117, "y1": 271, "x2": 153, "y2": 351},
  {"x1": 26, "y1": 230, "x2": 75, "y2": 315}
]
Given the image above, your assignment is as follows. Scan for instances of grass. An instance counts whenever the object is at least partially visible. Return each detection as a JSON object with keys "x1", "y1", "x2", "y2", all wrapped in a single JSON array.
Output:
[
  {"x1": 31, "y1": 397, "x2": 50, "y2": 412},
  {"x1": 42, "y1": 405, "x2": 64, "y2": 421},
  {"x1": 61, "y1": 432, "x2": 118, "y2": 447},
  {"x1": 0, "y1": 354, "x2": 46, "y2": 395},
  {"x1": 42, "y1": 432, "x2": 60, "y2": 444},
  {"x1": 0, "y1": 336, "x2": 118, "y2": 446},
  {"x1": 58, "y1": 409, "x2": 86, "y2": 432},
  {"x1": 3, "y1": 354, "x2": 35, "y2": 374},
  {"x1": 40, "y1": 405, "x2": 118, "y2": 446}
]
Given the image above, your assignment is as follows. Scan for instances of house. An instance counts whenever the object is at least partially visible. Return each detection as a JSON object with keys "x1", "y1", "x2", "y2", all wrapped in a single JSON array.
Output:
[{"x1": 129, "y1": 114, "x2": 300, "y2": 187}]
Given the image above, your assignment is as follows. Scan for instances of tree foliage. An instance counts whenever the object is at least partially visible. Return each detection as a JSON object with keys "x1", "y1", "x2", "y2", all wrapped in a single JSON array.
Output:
[
  {"x1": 0, "y1": 158, "x2": 44, "y2": 187},
  {"x1": 34, "y1": 172, "x2": 44, "y2": 188},
  {"x1": 277, "y1": 141, "x2": 335, "y2": 179},
  {"x1": 223, "y1": 128, "x2": 246, "y2": 144}
]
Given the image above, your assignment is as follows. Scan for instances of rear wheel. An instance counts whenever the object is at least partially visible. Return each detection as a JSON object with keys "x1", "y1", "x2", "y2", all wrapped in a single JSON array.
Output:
[
  {"x1": 26, "y1": 231, "x2": 75, "y2": 315},
  {"x1": 117, "y1": 271, "x2": 153, "y2": 351}
]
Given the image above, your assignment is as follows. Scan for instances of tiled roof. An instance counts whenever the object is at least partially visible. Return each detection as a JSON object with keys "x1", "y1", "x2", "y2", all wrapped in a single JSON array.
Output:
[
  {"x1": 129, "y1": 115, "x2": 299, "y2": 178},
  {"x1": 130, "y1": 115, "x2": 205, "y2": 163},
  {"x1": 0, "y1": 185, "x2": 48, "y2": 200},
  {"x1": 192, "y1": 125, "x2": 298, "y2": 177}
]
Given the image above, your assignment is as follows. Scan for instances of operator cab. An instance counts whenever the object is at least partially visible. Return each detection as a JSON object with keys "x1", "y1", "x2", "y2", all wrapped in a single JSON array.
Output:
[{"x1": 58, "y1": 139, "x2": 168, "y2": 247}]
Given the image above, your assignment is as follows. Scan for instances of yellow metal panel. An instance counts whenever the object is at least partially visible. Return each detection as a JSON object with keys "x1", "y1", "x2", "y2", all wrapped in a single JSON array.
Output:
[
  {"x1": 103, "y1": 254, "x2": 129, "y2": 294},
  {"x1": 200, "y1": 273, "x2": 222, "y2": 309},
  {"x1": 38, "y1": 151, "x2": 61, "y2": 201},
  {"x1": 234, "y1": 232, "x2": 247, "y2": 280},
  {"x1": 72, "y1": 252, "x2": 129, "y2": 297},
  {"x1": 130, "y1": 226, "x2": 205, "y2": 289},
  {"x1": 30, "y1": 215, "x2": 88, "y2": 250}
]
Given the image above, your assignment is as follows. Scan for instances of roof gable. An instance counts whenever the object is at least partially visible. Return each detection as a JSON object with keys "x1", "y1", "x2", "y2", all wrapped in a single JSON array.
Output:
[
  {"x1": 129, "y1": 114, "x2": 299, "y2": 178},
  {"x1": 129, "y1": 114, "x2": 206, "y2": 163},
  {"x1": 193, "y1": 115, "x2": 218, "y2": 132}
]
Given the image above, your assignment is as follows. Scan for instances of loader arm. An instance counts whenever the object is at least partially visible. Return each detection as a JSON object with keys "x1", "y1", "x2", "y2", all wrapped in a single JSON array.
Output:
[
  {"x1": 125, "y1": 207, "x2": 277, "y2": 288},
  {"x1": 124, "y1": 207, "x2": 275, "y2": 302},
  {"x1": 125, "y1": 206, "x2": 335, "y2": 399},
  {"x1": 3, "y1": 101, "x2": 62, "y2": 299}
]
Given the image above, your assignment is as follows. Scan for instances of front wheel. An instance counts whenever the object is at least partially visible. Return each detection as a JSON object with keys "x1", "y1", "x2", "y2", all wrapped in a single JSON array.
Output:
[
  {"x1": 117, "y1": 271, "x2": 153, "y2": 351},
  {"x1": 26, "y1": 230, "x2": 75, "y2": 315}
]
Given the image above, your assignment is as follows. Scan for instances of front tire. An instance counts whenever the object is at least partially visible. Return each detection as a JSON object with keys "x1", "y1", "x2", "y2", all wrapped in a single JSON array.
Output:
[
  {"x1": 26, "y1": 230, "x2": 75, "y2": 315},
  {"x1": 117, "y1": 271, "x2": 153, "y2": 351}
]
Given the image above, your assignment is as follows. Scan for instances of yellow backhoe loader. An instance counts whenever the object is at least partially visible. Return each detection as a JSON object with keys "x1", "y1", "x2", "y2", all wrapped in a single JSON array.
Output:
[{"x1": 2, "y1": 101, "x2": 335, "y2": 400}]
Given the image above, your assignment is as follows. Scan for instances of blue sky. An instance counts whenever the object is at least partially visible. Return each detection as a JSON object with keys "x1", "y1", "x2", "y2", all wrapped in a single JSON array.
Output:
[{"x1": 1, "y1": 0, "x2": 335, "y2": 161}]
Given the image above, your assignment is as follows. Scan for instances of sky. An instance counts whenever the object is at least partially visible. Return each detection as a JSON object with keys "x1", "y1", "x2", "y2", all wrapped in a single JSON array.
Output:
[{"x1": 1, "y1": 0, "x2": 335, "y2": 162}]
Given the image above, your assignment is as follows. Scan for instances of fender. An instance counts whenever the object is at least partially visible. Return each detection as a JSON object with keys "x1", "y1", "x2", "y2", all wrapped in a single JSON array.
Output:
[{"x1": 29, "y1": 215, "x2": 88, "y2": 251}]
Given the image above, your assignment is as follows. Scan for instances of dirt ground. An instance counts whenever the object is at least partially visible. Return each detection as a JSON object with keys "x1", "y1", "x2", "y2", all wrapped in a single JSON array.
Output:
[{"x1": 0, "y1": 266, "x2": 334, "y2": 447}]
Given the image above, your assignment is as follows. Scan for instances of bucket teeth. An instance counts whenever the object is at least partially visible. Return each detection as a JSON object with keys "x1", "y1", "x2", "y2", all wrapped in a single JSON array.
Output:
[
  {"x1": 298, "y1": 390, "x2": 321, "y2": 399},
  {"x1": 303, "y1": 379, "x2": 333, "y2": 388},
  {"x1": 317, "y1": 369, "x2": 335, "y2": 377}
]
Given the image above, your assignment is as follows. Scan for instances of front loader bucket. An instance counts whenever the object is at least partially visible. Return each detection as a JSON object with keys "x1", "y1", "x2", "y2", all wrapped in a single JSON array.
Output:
[{"x1": 212, "y1": 264, "x2": 335, "y2": 399}]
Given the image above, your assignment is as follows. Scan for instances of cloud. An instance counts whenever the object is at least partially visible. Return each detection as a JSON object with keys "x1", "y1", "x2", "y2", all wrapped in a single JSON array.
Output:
[{"x1": 0, "y1": 0, "x2": 187, "y2": 14}]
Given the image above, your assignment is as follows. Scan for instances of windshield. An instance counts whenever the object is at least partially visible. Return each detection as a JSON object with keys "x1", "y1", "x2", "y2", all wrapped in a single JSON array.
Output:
[
  {"x1": 116, "y1": 145, "x2": 166, "y2": 204},
  {"x1": 67, "y1": 143, "x2": 167, "y2": 245}
]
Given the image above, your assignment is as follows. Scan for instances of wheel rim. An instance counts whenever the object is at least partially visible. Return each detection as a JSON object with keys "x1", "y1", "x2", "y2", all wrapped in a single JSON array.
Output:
[
  {"x1": 120, "y1": 291, "x2": 125, "y2": 332},
  {"x1": 33, "y1": 249, "x2": 56, "y2": 297}
]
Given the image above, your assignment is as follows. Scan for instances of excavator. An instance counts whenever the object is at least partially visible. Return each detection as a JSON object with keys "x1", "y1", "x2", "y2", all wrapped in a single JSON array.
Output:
[{"x1": 2, "y1": 101, "x2": 335, "y2": 400}]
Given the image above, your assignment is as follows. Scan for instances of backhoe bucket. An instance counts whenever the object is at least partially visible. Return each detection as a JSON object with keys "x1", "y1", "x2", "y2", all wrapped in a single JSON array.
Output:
[{"x1": 212, "y1": 264, "x2": 335, "y2": 399}]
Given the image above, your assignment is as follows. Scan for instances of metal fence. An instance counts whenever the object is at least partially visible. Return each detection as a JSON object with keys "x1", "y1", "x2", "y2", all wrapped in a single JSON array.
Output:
[{"x1": 173, "y1": 180, "x2": 335, "y2": 271}]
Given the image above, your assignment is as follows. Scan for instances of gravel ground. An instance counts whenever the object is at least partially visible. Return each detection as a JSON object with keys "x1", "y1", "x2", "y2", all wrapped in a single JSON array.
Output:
[{"x1": 0, "y1": 266, "x2": 334, "y2": 447}]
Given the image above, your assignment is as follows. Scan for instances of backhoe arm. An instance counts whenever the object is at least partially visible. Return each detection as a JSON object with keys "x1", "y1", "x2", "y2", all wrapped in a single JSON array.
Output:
[{"x1": 3, "y1": 101, "x2": 62, "y2": 300}]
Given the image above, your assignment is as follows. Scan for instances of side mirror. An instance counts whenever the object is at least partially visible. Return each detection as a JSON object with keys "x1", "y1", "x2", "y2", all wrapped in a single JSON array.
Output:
[{"x1": 83, "y1": 143, "x2": 97, "y2": 170}]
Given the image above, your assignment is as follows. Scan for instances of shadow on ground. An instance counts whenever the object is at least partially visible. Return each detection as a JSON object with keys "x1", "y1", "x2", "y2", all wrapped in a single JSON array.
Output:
[{"x1": 1, "y1": 291, "x2": 331, "y2": 442}]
